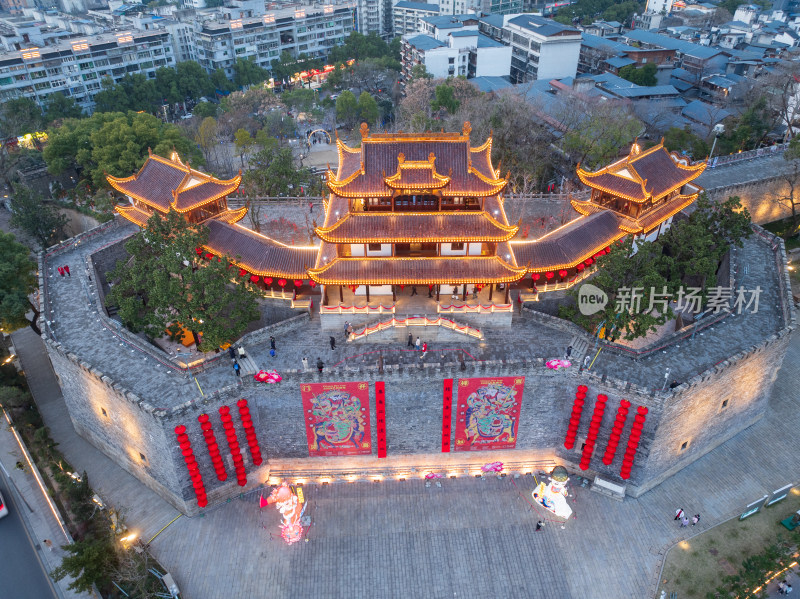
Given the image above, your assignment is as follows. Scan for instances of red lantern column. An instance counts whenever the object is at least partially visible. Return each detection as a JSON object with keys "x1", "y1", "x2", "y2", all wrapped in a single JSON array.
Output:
[
  {"x1": 175, "y1": 425, "x2": 207, "y2": 508},
  {"x1": 620, "y1": 406, "x2": 648, "y2": 480},
  {"x1": 236, "y1": 399, "x2": 262, "y2": 466},
  {"x1": 564, "y1": 385, "x2": 588, "y2": 449},
  {"x1": 220, "y1": 406, "x2": 247, "y2": 486},
  {"x1": 198, "y1": 414, "x2": 227, "y2": 481},
  {"x1": 601, "y1": 399, "x2": 631, "y2": 465},
  {"x1": 579, "y1": 394, "x2": 607, "y2": 470}
]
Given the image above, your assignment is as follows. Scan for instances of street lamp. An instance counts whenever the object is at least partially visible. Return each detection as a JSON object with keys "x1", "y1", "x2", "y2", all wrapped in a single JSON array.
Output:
[{"x1": 709, "y1": 123, "x2": 725, "y2": 159}]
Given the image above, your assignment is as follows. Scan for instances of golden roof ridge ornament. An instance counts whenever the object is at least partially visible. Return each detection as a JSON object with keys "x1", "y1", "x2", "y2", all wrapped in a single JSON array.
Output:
[
  {"x1": 462, "y1": 121, "x2": 471, "y2": 137},
  {"x1": 360, "y1": 122, "x2": 369, "y2": 139}
]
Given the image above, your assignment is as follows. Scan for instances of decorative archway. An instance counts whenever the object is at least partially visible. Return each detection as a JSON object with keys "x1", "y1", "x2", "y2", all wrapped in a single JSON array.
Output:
[{"x1": 306, "y1": 128, "x2": 332, "y2": 144}]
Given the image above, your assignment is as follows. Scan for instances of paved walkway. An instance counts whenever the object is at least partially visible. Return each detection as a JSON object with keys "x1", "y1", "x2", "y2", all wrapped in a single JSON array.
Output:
[{"x1": 11, "y1": 319, "x2": 800, "y2": 599}]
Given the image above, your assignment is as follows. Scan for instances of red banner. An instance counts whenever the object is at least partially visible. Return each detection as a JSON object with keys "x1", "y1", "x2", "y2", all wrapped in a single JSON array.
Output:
[
  {"x1": 442, "y1": 379, "x2": 453, "y2": 452},
  {"x1": 454, "y1": 377, "x2": 525, "y2": 451},
  {"x1": 301, "y1": 382, "x2": 372, "y2": 457},
  {"x1": 375, "y1": 382, "x2": 386, "y2": 458}
]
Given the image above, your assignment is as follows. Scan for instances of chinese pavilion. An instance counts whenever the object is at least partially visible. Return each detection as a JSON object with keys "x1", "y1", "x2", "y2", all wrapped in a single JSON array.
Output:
[{"x1": 108, "y1": 130, "x2": 706, "y2": 322}]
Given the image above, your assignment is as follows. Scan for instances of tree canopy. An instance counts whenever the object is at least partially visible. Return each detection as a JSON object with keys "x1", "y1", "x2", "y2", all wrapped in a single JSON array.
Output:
[
  {"x1": 233, "y1": 57, "x2": 270, "y2": 89},
  {"x1": 43, "y1": 92, "x2": 83, "y2": 123},
  {"x1": 618, "y1": 63, "x2": 657, "y2": 87},
  {"x1": 93, "y1": 74, "x2": 161, "y2": 114},
  {"x1": 554, "y1": 0, "x2": 642, "y2": 26},
  {"x1": 328, "y1": 32, "x2": 400, "y2": 64},
  {"x1": 663, "y1": 126, "x2": 710, "y2": 160},
  {"x1": 357, "y1": 91, "x2": 379, "y2": 125},
  {"x1": 0, "y1": 231, "x2": 40, "y2": 335},
  {"x1": 106, "y1": 209, "x2": 260, "y2": 351},
  {"x1": 44, "y1": 111, "x2": 202, "y2": 189},
  {"x1": 9, "y1": 183, "x2": 67, "y2": 250},
  {"x1": 0, "y1": 98, "x2": 45, "y2": 138},
  {"x1": 336, "y1": 90, "x2": 359, "y2": 128}
]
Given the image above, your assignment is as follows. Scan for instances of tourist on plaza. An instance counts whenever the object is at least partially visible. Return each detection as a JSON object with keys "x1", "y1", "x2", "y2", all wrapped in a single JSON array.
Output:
[
  {"x1": 583, "y1": 355, "x2": 591, "y2": 369},
  {"x1": 407, "y1": 333, "x2": 413, "y2": 347},
  {"x1": 330, "y1": 336, "x2": 336, "y2": 350},
  {"x1": 692, "y1": 514, "x2": 700, "y2": 526},
  {"x1": 228, "y1": 347, "x2": 236, "y2": 360},
  {"x1": 415, "y1": 337, "x2": 421, "y2": 350},
  {"x1": 58, "y1": 266, "x2": 64, "y2": 277},
  {"x1": 779, "y1": 581, "x2": 786, "y2": 594},
  {"x1": 420, "y1": 342, "x2": 428, "y2": 358},
  {"x1": 410, "y1": 286, "x2": 418, "y2": 296},
  {"x1": 64, "y1": 265, "x2": 70, "y2": 276},
  {"x1": 669, "y1": 380, "x2": 679, "y2": 389},
  {"x1": 565, "y1": 345, "x2": 572, "y2": 359},
  {"x1": 344, "y1": 321, "x2": 350, "y2": 336},
  {"x1": 316, "y1": 358, "x2": 323, "y2": 373},
  {"x1": 270, "y1": 336, "x2": 276, "y2": 351},
  {"x1": 302, "y1": 357, "x2": 309, "y2": 371},
  {"x1": 536, "y1": 521, "x2": 543, "y2": 531},
  {"x1": 674, "y1": 508, "x2": 684, "y2": 521},
  {"x1": 785, "y1": 583, "x2": 793, "y2": 594},
  {"x1": 233, "y1": 361, "x2": 240, "y2": 377},
  {"x1": 680, "y1": 516, "x2": 689, "y2": 527},
  {"x1": 346, "y1": 323, "x2": 354, "y2": 336}
]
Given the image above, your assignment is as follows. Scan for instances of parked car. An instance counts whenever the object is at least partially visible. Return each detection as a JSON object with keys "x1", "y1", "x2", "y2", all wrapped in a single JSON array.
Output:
[{"x1": 0, "y1": 490, "x2": 8, "y2": 518}]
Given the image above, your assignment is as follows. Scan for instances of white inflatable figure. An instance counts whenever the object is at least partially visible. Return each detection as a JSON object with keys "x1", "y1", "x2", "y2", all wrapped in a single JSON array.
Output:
[{"x1": 531, "y1": 465, "x2": 573, "y2": 520}]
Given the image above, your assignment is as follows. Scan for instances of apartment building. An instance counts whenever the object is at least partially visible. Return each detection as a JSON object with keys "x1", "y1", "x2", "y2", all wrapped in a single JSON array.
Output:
[
  {"x1": 194, "y1": 5, "x2": 354, "y2": 80},
  {"x1": 504, "y1": 14, "x2": 581, "y2": 82},
  {"x1": 393, "y1": 1, "x2": 440, "y2": 37},
  {"x1": 401, "y1": 27, "x2": 510, "y2": 79},
  {"x1": 0, "y1": 29, "x2": 174, "y2": 109},
  {"x1": 355, "y1": 0, "x2": 386, "y2": 36}
]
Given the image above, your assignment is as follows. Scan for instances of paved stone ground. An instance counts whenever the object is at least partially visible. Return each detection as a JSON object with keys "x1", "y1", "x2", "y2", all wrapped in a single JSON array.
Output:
[
  {"x1": 11, "y1": 323, "x2": 800, "y2": 599},
  {"x1": 697, "y1": 151, "x2": 794, "y2": 191}
]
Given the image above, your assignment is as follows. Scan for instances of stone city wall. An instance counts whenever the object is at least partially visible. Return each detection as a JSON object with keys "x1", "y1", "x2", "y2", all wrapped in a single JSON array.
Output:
[{"x1": 706, "y1": 177, "x2": 791, "y2": 225}]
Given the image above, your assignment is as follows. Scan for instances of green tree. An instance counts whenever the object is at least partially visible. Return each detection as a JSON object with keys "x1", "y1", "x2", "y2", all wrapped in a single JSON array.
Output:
[
  {"x1": 357, "y1": 91, "x2": 379, "y2": 125},
  {"x1": 0, "y1": 98, "x2": 44, "y2": 137},
  {"x1": 663, "y1": 126, "x2": 710, "y2": 160},
  {"x1": 9, "y1": 183, "x2": 67, "y2": 249},
  {"x1": 193, "y1": 101, "x2": 218, "y2": 119},
  {"x1": 211, "y1": 68, "x2": 235, "y2": 94},
  {"x1": 93, "y1": 74, "x2": 161, "y2": 114},
  {"x1": 245, "y1": 147, "x2": 307, "y2": 196},
  {"x1": 155, "y1": 66, "x2": 182, "y2": 104},
  {"x1": 175, "y1": 60, "x2": 214, "y2": 100},
  {"x1": 565, "y1": 237, "x2": 671, "y2": 341},
  {"x1": 409, "y1": 63, "x2": 432, "y2": 81},
  {"x1": 336, "y1": 90, "x2": 359, "y2": 128},
  {"x1": 282, "y1": 88, "x2": 316, "y2": 112},
  {"x1": 0, "y1": 231, "x2": 41, "y2": 335},
  {"x1": 618, "y1": 63, "x2": 657, "y2": 86},
  {"x1": 329, "y1": 32, "x2": 397, "y2": 63},
  {"x1": 52, "y1": 532, "x2": 119, "y2": 594},
  {"x1": 44, "y1": 111, "x2": 202, "y2": 189},
  {"x1": 43, "y1": 92, "x2": 83, "y2": 123},
  {"x1": 233, "y1": 57, "x2": 270, "y2": 89},
  {"x1": 430, "y1": 83, "x2": 460, "y2": 116},
  {"x1": 234, "y1": 128, "x2": 255, "y2": 169},
  {"x1": 560, "y1": 98, "x2": 643, "y2": 168},
  {"x1": 107, "y1": 209, "x2": 260, "y2": 351}
]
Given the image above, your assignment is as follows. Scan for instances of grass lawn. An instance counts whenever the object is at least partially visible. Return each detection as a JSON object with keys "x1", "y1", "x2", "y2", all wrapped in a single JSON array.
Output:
[
  {"x1": 658, "y1": 490, "x2": 800, "y2": 598},
  {"x1": 762, "y1": 218, "x2": 800, "y2": 250}
]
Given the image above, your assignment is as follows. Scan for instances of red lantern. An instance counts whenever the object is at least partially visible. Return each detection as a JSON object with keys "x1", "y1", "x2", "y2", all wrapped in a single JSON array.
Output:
[
  {"x1": 576, "y1": 264, "x2": 584, "y2": 271},
  {"x1": 545, "y1": 272, "x2": 554, "y2": 280},
  {"x1": 174, "y1": 425, "x2": 186, "y2": 435},
  {"x1": 532, "y1": 273, "x2": 540, "y2": 281},
  {"x1": 205, "y1": 253, "x2": 214, "y2": 260},
  {"x1": 278, "y1": 279, "x2": 287, "y2": 287},
  {"x1": 250, "y1": 275, "x2": 259, "y2": 283},
  {"x1": 195, "y1": 248, "x2": 203, "y2": 255},
  {"x1": 294, "y1": 279, "x2": 303, "y2": 287},
  {"x1": 309, "y1": 280, "x2": 317, "y2": 288},
  {"x1": 585, "y1": 258, "x2": 593, "y2": 266},
  {"x1": 264, "y1": 277, "x2": 273, "y2": 285},
  {"x1": 559, "y1": 269, "x2": 568, "y2": 278},
  {"x1": 605, "y1": 246, "x2": 611, "y2": 253},
  {"x1": 239, "y1": 268, "x2": 247, "y2": 277},
  {"x1": 237, "y1": 399, "x2": 248, "y2": 408}
]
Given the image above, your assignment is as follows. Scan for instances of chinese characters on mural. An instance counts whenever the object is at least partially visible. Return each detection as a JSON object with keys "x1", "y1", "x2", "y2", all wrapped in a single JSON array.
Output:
[
  {"x1": 300, "y1": 382, "x2": 372, "y2": 457},
  {"x1": 454, "y1": 377, "x2": 525, "y2": 451}
]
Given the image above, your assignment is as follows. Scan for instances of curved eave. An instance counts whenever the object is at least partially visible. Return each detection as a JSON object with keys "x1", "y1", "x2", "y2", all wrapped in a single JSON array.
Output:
[
  {"x1": 210, "y1": 206, "x2": 248, "y2": 224},
  {"x1": 171, "y1": 176, "x2": 241, "y2": 214},
  {"x1": 307, "y1": 256, "x2": 526, "y2": 286},
  {"x1": 577, "y1": 173, "x2": 649, "y2": 203},
  {"x1": 107, "y1": 177, "x2": 170, "y2": 213},
  {"x1": 200, "y1": 243, "x2": 318, "y2": 279},
  {"x1": 510, "y1": 230, "x2": 628, "y2": 273},
  {"x1": 384, "y1": 175, "x2": 451, "y2": 190},
  {"x1": 115, "y1": 205, "x2": 151, "y2": 227}
]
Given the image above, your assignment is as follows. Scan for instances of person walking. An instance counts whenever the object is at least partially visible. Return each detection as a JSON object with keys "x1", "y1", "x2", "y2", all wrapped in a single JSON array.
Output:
[
  {"x1": 583, "y1": 355, "x2": 591, "y2": 369},
  {"x1": 270, "y1": 336, "x2": 276, "y2": 351},
  {"x1": 680, "y1": 516, "x2": 689, "y2": 527},
  {"x1": 43, "y1": 539, "x2": 53, "y2": 551},
  {"x1": 309, "y1": 201, "x2": 313, "y2": 214},
  {"x1": 674, "y1": 508, "x2": 684, "y2": 521},
  {"x1": 692, "y1": 514, "x2": 700, "y2": 526},
  {"x1": 536, "y1": 520, "x2": 544, "y2": 531},
  {"x1": 565, "y1": 345, "x2": 572, "y2": 359},
  {"x1": 407, "y1": 333, "x2": 413, "y2": 348},
  {"x1": 316, "y1": 358, "x2": 323, "y2": 373},
  {"x1": 64, "y1": 265, "x2": 70, "y2": 276},
  {"x1": 329, "y1": 336, "x2": 336, "y2": 350},
  {"x1": 302, "y1": 357, "x2": 309, "y2": 371},
  {"x1": 785, "y1": 583, "x2": 793, "y2": 594},
  {"x1": 228, "y1": 346, "x2": 236, "y2": 360},
  {"x1": 410, "y1": 285, "x2": 418, "y2": 296},
  {"x1": 343, "y1": 321, "x2": 350, "y2": 336},
  {"x1": 233, "y1": 361, "x2": 241, "y2": 377},
  {"x1": 58, "y1": 266, "x2": 64, "y2": 277},
  {"x1": 415, "y1": 337, "x2": 421, "y2": 351},
  {"x1": 779, "y1": 581, "x2": 786, "y2": 594}
]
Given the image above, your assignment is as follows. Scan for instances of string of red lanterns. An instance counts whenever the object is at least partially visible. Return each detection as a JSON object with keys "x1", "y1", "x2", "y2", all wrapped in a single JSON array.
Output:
[
  {"x1": 198, "y1": 414, "x2": 227, "y2": 481},
  {"x1": 601, "y1": 399, "x2": 631, "y2": 465},
  {"x1": 564, "y1": 385, "x2": 588, "y2": 449},
  {"x1": 175, "y1": 425, "x2": 207, "y2": 507},
  {"x1": 620, "y1": 406, "x2": 648, "y2": 480},
  {"x1": 219, "y1": 406, "x2": 247, "y2": 487},
  {"x1": 579, "y1": 393, "x2": 607, "y2": 470},
  {"x1": 236, "y1": 399, "x2": 262, "y2": 466}
]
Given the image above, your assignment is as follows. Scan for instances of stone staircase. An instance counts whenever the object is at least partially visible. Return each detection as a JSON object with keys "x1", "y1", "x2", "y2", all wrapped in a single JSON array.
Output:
[{"x1": 566, "y1": 334, "x2": 590, "y2": 366}]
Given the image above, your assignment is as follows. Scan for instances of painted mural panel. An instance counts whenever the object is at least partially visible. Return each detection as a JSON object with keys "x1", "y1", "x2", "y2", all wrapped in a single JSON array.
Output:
[
  {"x1": 454, "y1": 377, "x2": 524, "y2": 451},
  {"x1": 301, "y1": 382, "x2": 372, "y2": 456}
]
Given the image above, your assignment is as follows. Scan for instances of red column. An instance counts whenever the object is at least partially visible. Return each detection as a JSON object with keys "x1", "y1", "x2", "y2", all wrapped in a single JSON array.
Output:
[
  {"x1": 198, "y1": 414, "x2": 227, "y2": 481},
  {"x1": 220, "y1": 406, "x2": 247, "y2": 487},
  {"x1": 236, "y1": 400, "x2": 262, "y2": 466},
  {"x1": 175, "y1": 425, "x2": 207, "y2": 508},
  {"x1": 601, "y1": 399, "x2": 631, "y2": 465},
  {"x1": 579, "y1": 394, "x2": 608, "y2": 471},
  {"x1": 620, "y1": 406, "x2": 648, "y2": 480},
  {"x1": 375, "y1": 383, "x2": 387, "y2": 458},
  {"x1": 442, "y1": 379, "x2": 453, "y2": 452},
  {"x1": 564, "y1": 385, "x2": 588, "y2": 449}
]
